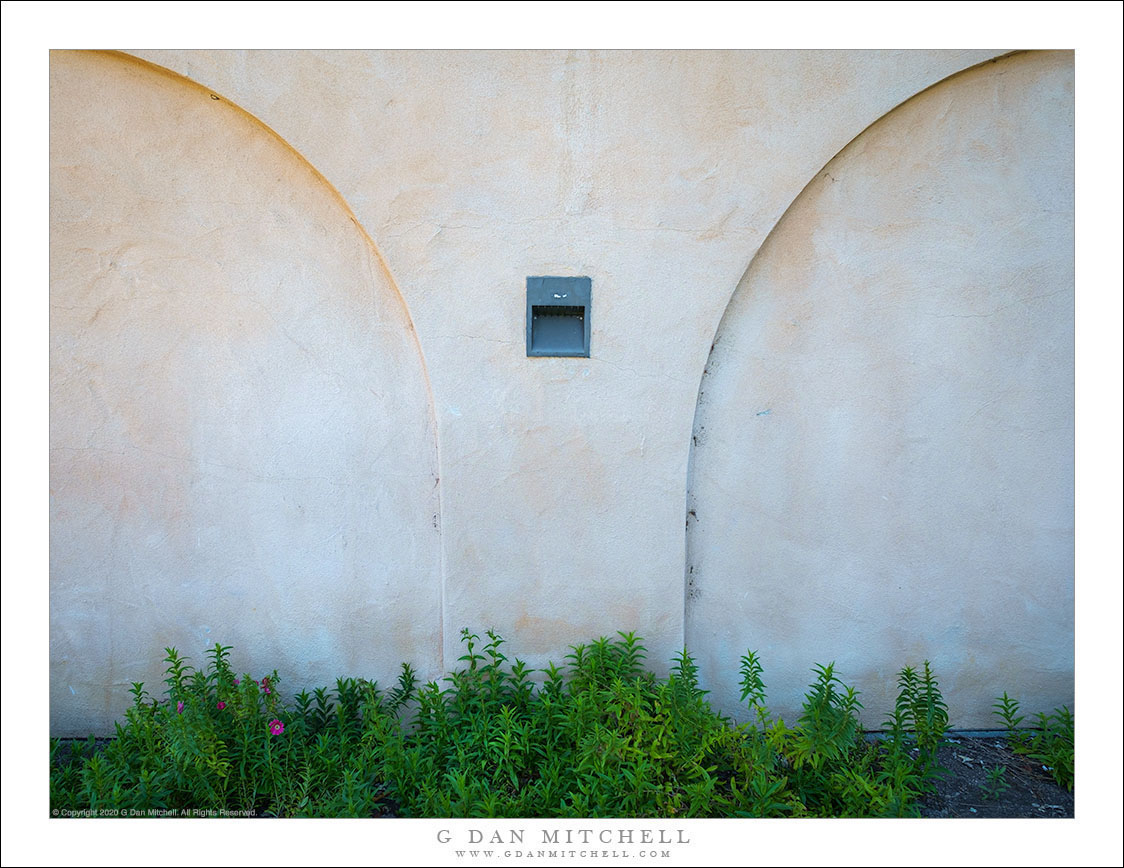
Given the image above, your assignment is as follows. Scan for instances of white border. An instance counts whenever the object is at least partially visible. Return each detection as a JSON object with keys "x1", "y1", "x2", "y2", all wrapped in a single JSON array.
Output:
[{"x1": 5, "y1": 3, "x2": 1121, "y2": 866}]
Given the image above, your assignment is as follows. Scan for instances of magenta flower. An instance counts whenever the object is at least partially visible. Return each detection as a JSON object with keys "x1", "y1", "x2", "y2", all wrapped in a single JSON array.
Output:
[
  {"x1": 176, "y1": 700, "x2": 184, "y2": 714},
  {"x1": 260, "y1": 677, "x2": 271, "y2": 695},
  {"x1": 269, "y1": 718, "x2": 285, "y2": 736},
  {"x1": 216, "y1": 701, "x2": 226, "y2": 711},
  {"x1": 233, "y1": 679, "x2": 240, "y2": 686}
]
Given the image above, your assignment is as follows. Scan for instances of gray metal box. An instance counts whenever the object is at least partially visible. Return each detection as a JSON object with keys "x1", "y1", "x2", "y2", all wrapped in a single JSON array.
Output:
[{"x1": 526, "y1": 276, "x2": 591, "y2": 357}]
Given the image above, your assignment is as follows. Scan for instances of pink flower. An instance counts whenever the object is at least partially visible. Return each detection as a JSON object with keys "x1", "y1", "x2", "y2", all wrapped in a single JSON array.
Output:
[
  {"x1": 260, "y1": 677, "x2": 271, "y2": 695},
  {"x1": 233, "y1": 679, "x2": 240, "y2": 686},
  {"x1": 216, "y1": 701, "x2": 226, "y2": 711},
  {"x1": 176, "y1": 701, "x2": 184, "y2": 714},
  {"x1": 269, "y1": 718, "x2": 285, "y2": 736}
]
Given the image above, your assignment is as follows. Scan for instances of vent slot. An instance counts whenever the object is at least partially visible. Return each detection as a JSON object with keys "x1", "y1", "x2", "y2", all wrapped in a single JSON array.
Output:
[{"x1": 526, "y1": 276, "x2": 591, "y2": 357}]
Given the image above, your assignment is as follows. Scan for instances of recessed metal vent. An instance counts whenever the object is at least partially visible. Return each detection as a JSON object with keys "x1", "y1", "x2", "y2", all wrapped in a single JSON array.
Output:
[{"x1": 526, "y1": 277, "x2": 591, "y2": 357}]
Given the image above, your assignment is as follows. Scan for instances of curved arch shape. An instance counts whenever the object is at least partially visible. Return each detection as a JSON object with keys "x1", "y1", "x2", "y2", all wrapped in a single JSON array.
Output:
[
  {"x1": 104, "y1": 51, "x2": 439, "y2": 387},
  {"x1": 50, "y1": 50, "x2": 445, "y2": 733},
  {"x1": 685, "y1": 51, "x2": 1074, "y2": 726},
  {"x1": 103, "y1": 52, "x2": 447, "y2": 547},
  {"x1": 117, "y1": 50, "x2": 1013, "y2": 673},
  {"x1": 689, "y1": 51, "x2": 1021, "y2": 426},
  {"x1": 106, "y1": 49, "x2": 454, "y2": 668}
]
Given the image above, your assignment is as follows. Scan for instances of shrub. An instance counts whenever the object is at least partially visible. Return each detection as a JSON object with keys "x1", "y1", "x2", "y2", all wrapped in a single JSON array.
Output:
[
  {"x1": 993, "y1": 692, "x2": 1074, "y2": 791},
  {"x1": 51, "y1": 632, "x2": 955, "y2": 818}
]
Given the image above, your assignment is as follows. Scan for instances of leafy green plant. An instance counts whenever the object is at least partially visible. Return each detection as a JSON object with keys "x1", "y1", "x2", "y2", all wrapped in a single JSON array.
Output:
[
  {"x1": 733, "y1": 658, "x2": 943, "y2": 818},
  {"x1": 884, "y1": 661, "x2": 949, "y2": 783},
  {"x1": 738, "y1": 650, "x2": 768, "y2": 729},
  {"x1": 992, "y1": 691, "x2": 1024, "y2": 732},
  {"x1": 789, "y1": 663, "x2": 863, "y2": 771},
  {"x1": 993, "y1": 693, "x2": 1074, "y2": 791},
  {"x1": 50, "y1": 633, "x2": 971, "y2": 819},
  {"x1": 980, "y1": 765, "x2": 1009, "y2": 800}
]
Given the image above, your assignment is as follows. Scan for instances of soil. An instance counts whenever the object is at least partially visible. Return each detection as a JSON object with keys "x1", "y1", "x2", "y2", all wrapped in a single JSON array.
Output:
[{"x1": 917, "y1": 734, "x2": 1073, "y2": 818}]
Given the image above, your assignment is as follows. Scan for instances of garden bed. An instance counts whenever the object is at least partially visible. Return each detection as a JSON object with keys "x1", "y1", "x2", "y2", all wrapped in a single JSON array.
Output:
[
  {"x1": 51, "y1": 731, "x2": 1074, "y2": 819},
  {"x1": 50, "y1": 633, "x2": 1073, "y2": 819},
  {"x1": 917, "y1": 734, "x2": 1073, "y2": 818}
]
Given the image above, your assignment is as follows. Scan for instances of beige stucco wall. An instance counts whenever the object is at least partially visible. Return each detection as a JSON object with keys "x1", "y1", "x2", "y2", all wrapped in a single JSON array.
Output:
[
  {"x1": 50, "y1": 51, "x2": 442, "y2": 734},
  {"x1": 687, "y1": 51, "x2": 1074, "y2": 725},
  {"x1": 50, "y1": 48, "x2": 1072, "y2": 733}
]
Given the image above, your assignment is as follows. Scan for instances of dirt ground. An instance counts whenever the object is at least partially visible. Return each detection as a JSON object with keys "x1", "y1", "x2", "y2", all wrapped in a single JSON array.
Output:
[{"x1": 917, "y1": 734, "x2": 1073, "y2": 818}]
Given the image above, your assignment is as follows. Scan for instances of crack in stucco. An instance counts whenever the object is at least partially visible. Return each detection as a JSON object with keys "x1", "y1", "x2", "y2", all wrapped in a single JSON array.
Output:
[{"x1": 432, "y1": 334, "x2": 521, "y2": 347}]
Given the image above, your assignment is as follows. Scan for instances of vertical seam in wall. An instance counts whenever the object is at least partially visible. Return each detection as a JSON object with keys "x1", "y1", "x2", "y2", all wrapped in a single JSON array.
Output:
[{"x1": 100, "y1": 50, "x2": 449, "y2": 674}]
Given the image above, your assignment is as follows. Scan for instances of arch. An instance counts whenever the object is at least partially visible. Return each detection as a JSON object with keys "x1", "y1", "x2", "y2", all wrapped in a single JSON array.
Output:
[
  {"x1": 685, "y1": 51, "x2": 1074, "y2": 726},
  {"x1": 50, "y1": 50, "x2": 444, "y2": 734},
  {"x1": 115, "y1": 50, "x2": 1011, "y2": 676}
]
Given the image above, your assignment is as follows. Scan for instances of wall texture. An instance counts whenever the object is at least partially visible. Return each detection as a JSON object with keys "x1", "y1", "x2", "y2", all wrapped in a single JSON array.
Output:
[
  {"x1": 687, "y1": 51, "x2": 1074, "y2": 724},
  {"x1": 50, "y1": 49, "x2": 1073, "y2": 733},
  {"x1": 50, "y1": 52, "x2": 442, "y2": 734}
]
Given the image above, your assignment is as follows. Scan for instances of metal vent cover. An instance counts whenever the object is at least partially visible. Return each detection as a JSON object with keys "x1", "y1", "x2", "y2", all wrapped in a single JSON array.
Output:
[{"x1": 526, "y1": 276, "x2": 591, "y2": 357}]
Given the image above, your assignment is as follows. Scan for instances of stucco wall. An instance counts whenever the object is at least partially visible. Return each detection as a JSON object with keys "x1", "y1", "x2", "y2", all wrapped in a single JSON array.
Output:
[
  {"x1": 687, "y1": 51, "x2": 1074, "y2": 725},
  {"x1": 50, "y1": 49, "x2": 1072, "y2": 733},
  {"x1": 50, "y1": 51, "x2": 442, "y2": 734}
]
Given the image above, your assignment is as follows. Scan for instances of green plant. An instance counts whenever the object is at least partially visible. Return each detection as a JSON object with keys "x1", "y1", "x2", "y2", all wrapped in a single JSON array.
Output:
[
  {"x1": 980, "y1": 765, "x2": 1009, "y2": 800},
  {"x1": 50, "y1": 633, "x2": 964, "y2": 819},
  {"x1": 785, "y1": 664, "x2": 863, "y2": 768},
  {"x1": 738, "y1": 650, "x2": 769, "y2": 729},
  {"x1": 993, "y1": 693, "x2": 1074, "y2": 791},
  {"x1": 992, "y1": 691, "x2": 1024, "y2": 732},
  {"x1": 50, "y1": 643, "x2": 416, "y2": 817},
  {"x1": 883, "y1": 661, "x2": 949, "y2": 783}
]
